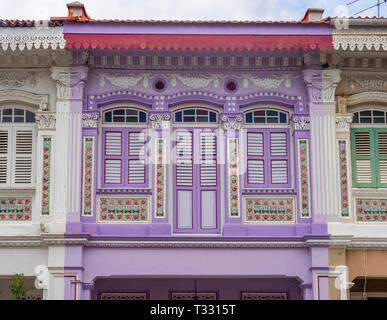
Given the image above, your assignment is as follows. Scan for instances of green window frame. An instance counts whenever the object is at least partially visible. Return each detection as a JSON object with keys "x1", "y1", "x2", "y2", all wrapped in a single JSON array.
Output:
[{"x1": 351, "y1": 128, "x2": 387, "y2": 188}]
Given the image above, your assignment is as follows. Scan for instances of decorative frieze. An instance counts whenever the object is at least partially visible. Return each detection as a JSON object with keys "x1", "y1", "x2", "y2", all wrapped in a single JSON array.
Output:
[
  {"x1": 338, "y1": 140, "x2": 350, "y2": 218},
  {"x1": 335, "y1": 114, "x2": 353, "y2": 133},
  {"x1": 82, "y1": 113, "x2": 100, "y2": 128},
  {"x1": 82, "y1": 137, "x2": 94, "y2": 216},
  {"x1": 149, "y1": 113, "x2": 171, "y2": 129},
  {"x1": 35, "y1": 112, "x2": 56, "y2": 130},
  {"x1": 241, "y1": 74, "x2": 299, "y2": 89},
  {"x1": 298, "y1": 139, "x2": 311, "y2": 218},
  {"x1": 154, "y1": 139, "x2": 166, "y2": 218},
  {"x1": 356, "y1": 199, "x2": 387, "y2": 222},
  {"x1": 292, "y1": 116, "x2": 310, "y2": 131},
  {"x1": 0, "y1": 71, "x2": 36, "y2": 88},
  {"x1": 332, "y1": 34, "x2": 387, "y2": 51},
  {"x1": 98, "y1": 197, "x2": 150, "y2": 223},
  {"x1": 245, "y1": 197, "x2": 295, "y2": 223},
  {"x1": 41, "y1": 138, "x2": 52, "y2": 215},
  {"x1": 227, "y1": 138, "x2": 240, "y2": 218},
  {"x1": 0, "y1": 198, "x2": 32, "y2": 221},
  {"x1": 171, "y1": 293, "x2": 217, "y2": 300}
]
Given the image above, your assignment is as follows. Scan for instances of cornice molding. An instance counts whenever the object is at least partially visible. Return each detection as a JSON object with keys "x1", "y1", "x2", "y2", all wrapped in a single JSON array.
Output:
[
  {"x1": 0, "y1": 89, "x2": 48, "y2": 110},
  {"x1": 0, "y1": 27, "x2": 66, "y2": 51},
  {"x1": 346, "y1": 91, "x2": 387, "y2": 106}
]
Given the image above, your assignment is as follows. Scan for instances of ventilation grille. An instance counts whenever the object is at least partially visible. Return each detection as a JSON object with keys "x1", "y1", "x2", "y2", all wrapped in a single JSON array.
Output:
[{"x1": 105, "y1": 132, "x2": 122, "y2": 156}]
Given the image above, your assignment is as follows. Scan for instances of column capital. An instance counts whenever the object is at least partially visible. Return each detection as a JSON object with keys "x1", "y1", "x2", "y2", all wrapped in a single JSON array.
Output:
[
  {"x1": 35, "y1": 111, "x2": 56, "y2": 130},
  {"x1": 336, "y1": 113, "x2": 354, "y2": 133},
  {"x1": 82, "y1": 111, "x2": 100, "y2": 128},
  {"x1": 51, "y1": 66, "x2": 89, "y2": 100},
  {"x1": 220, "y1": 112, "x2": 243, "y2": 130},
  {"x1": 291, "y1": 115, "x2": 310, "y2": 131},
  {"x1": 303, "y1": 69, "x2": 341, "y2": 105},
  {"x1": 149, "y1": 111, "x2": 171, "y2": 129}
]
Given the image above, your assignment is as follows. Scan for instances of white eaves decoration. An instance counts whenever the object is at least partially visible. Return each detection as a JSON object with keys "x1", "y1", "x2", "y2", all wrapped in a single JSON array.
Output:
[
  {"x1": 333, "y1": 34, "x2": 387, "y2": 51},
  {"x1": 0, "y1": 27, "x2": 66, "y2": 51}
]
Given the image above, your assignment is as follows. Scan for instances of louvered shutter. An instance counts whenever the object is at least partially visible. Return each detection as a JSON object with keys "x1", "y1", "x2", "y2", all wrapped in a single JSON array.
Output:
[
  {"x1": 13, "y1": 128, "x2": 35, "y2": 185},
  {"x1": 200, "y1": 132, "x2": 217, "y2": 186},
  {"x1": 247, "y1": 132, "x2": 265, "y2": 185},
  {"x1": 128, "y1": 132, "x2": 145, "y2": 184},
  {"x1": 104, "y1": 131, "x2": 122, "y2": 184},
  {"x1": 176, "y1": 131, "x2": 193, "y2": 186},
  {"x1": 270, "y1": 132, "x2": 288, "y2": 184},
  {"x1": 247, "y1": 133, "x2": 264, "y2": 156},
  {"x1": 352, "y1": 130, "x2": 375, "y2": 187},
  {"x1": 0, "y1": 129, "x2": 10, "y2": 186},
  {"x1": 377, "y1": 130, "x2": 387, "y2": 186},
  {"x1": 247, "y1": 160, "x2": 264, "y2": 184}
]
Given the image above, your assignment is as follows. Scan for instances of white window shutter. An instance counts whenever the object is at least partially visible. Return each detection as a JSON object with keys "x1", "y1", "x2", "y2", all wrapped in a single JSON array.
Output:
[
  {"x1": 248, "y1": 160, "x2": 264, "y2": 184},
  {"x1": 176, "y1": 159, "x2": 193, "y2": 186},
  {"x1": 129, "y1": 132, "x2": 145, "y2": 156},
  {"x1": 13, "y1": 128, "x2": 35, "y2": 186},
  {"x1": 200, "y1": 159, "x2": 217, "y2": 186},
  {"x1": 0, "y1": 129, "x2": 10, "y2": 186},
  {"x1": 105, "y1": 132, "x2": 122, "y2": 155},
  {"x1": 355, "y1": 131, "x2": 372, "y2": 184},
  {"x1": 200, "y1": 132, "x2": 216, "y2": 156},
  {"x1": 128, "y1": 160, "x2": 145, "y2": 184},
  {"x1": 271, "y1": 160, "x2": 288, "y2": 184},
  {"x1": 247, "y1": 133, "x2": 264, "y2": 156},
  {"x1": 270, "y1": 132, "x2": 287, "y2": 156},
  {"x1": 176, "y1": 131, "x2": 192, "y2": 156},
  {"x1": 105, "y1": 160, "x2": 122, "y2": 184},
  {"x1": 270, "y1": 132, "x2": 288, "y2": 184}
]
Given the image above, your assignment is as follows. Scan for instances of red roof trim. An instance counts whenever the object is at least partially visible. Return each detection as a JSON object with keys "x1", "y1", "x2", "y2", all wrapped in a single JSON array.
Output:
[{"x1": 64, "y1": 33, "x2": 333, "y2": 51}]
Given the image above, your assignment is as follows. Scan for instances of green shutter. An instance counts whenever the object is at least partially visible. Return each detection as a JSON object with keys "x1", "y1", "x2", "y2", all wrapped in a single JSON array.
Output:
[
  {"x1": 351, "y1": 128, "x2": 377, "y2": 188},
  {"x1": 376, "y1": 128, "x2": 387, "y2": 188}
]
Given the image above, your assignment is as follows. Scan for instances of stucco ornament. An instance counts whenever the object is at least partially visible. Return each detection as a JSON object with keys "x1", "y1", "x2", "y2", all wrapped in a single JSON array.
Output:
[
  {"x1": 333, "y1": 34, "x2": 387, "y2": 51},
  {"x1": 170, "y1": 74, "x2": 220, "y2": 89},
  {"x1": 34, "y1": 265, "x2": 49, "y2": 290},
  {"x1": 98, "y1": 73, "x2": 147, "y2": 88},
  {"x1": 35, "y1": 112, "x2": 56, "y2": 130},
  {"x1": 347, "y1": 76, "x2": 387, "y2": 91},
  {"x1": 82, "y1": 113, "x2": 100, "y2": 128},
  {"x1": 242, "y1": 74, "x2": 299, "y2": 89},
  {"x1": 221, "y1": 114, "x2": 243, "y2": 130},
  {"x1": 51, "y1": 66, "x2": 89, "y2": 100},
  {"x1": 291, "y1": 116, "x2": 310, "y2": 131},
  {"x1": 335, "y1": 114, "x2": 353, "y2": 133},
  {"x1": 0, "y1": 71, "x2": 36, "y2": 88},
  {"x1": 149, "y1": 112, "x2": 171, "y2": 129},
  {"x1": 303, "y1": 69, "x2": 341, "y2": 104},
  {"x1": 0, "y1": 89, "x2": 48, "y2": 111}
]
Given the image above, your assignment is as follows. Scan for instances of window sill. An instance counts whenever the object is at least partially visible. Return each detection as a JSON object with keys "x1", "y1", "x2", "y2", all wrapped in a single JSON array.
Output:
[
  {"x1": 96, "y1": 188, "x2": 152, "y2": 195},
  {"x1": 242, "y1": 189, "x2": 296, "y2": 195},
  {"x1": 353, "y1": 188, "x2": 387, "y2": 196}
]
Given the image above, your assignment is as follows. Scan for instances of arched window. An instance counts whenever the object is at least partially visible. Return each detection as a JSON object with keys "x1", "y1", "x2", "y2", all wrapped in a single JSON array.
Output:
[
  {"x1": 351, "y1": 109, "x2": 387, "y2": 188},
  {"x1": 174, "y1": 108, "x2": 218, "y2": 123},
  {"x1": 243, "y1": 107, "x2": 291, "y2": 188},
  {"x1": 103, "y1": 108, "x2": 147, "y2": 124},
  {"x1": 0, "y1": 107, "x2": 36, "y2": 187}
]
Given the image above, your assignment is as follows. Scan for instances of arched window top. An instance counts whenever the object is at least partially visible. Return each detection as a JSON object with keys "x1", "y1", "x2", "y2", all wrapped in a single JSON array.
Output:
[
  {"x1": 0, "y1": 108, "x2": 35, "y2": 123},
  {"x1": 244, "y1": 108, "x2": 289, "y2": 125},
  {"x1": 103, "y1": 107, "x2": 147, "y2": 124},
  {"x1": 352, "y1": 110, "x2": 387, "y2": 124},
  {"x1": 174, "y1": 107, "x2": 218, "y2": 124}
]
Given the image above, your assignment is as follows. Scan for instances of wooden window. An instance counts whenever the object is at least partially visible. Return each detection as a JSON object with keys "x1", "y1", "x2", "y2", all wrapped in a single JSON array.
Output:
[{"x1": 351, "y1": 128, "x2": 387, "y2": 188}]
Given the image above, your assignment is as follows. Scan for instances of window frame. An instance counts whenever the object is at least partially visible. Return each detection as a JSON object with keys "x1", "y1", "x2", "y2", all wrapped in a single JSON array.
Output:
[{"x1": 173, "y1": 107, "x2": 219, "y2": 125}]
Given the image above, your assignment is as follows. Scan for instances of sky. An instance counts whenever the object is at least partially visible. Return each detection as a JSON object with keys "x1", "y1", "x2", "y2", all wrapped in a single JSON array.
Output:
[{"x1": 0, "y1": 0, "x2": 386, "y2": 21}]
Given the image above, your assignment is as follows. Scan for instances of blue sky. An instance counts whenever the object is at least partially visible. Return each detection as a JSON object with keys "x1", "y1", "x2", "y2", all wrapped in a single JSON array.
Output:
[{"x1": 1, "y1": 0, "x2": 386, "y2": 20}]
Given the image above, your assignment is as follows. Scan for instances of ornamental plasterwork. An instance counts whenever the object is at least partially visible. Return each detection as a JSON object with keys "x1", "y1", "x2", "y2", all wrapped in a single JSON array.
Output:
[
  {"x1": 346, "y1": 76, "x2": 387, "y2": 91},
  {"x1": 303, "y1": 69, "x2": 341, "y2": 104},
  {"x1": 0, "y1": 89, "x2": 48, "y2": 110},
  {"x1": 0, "y1": 27, "x2": 66, "y2": 51},
  {"x1": 97, "y1": 73, "x2": 149, "y2": 88},
  {"x1": 35, "y1": 112, "x2": 56, "y2": 129},
  {"x1": 221, "y1": 114, "x2": 243, "y2": 130},
  {"x1": 82, "y1": 113, "x2": 100, "y2": 128},
  {"x1": 0, "y1": 72, "x2": 36, "y2": 88},
  {"x1": 346, "y1": 91, "x2": 387, "y2": 106},
  {"x1": 291, "y1": 116, "x2": 310, "y2": 131},
  {"x1": 332, "y1": 34, "x2": 387, "y2": 51},
  {"x1": 51, "y1": 66, "x2": 89, "y2": 100},
  {"x1": 241, "y1": 74, "x2": 299, "y2": 89},
  {"x1": 335, "y1": 114, "x2": 353, "y2": 132},
  {"x1": 170, "y1": 74, "x2": 220, "y2": 89},
  {"x1": 149, "y1": 113, "x2": 171, "y2": 129}
]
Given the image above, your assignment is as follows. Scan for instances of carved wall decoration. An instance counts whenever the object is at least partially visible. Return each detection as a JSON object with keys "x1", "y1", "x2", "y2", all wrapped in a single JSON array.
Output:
[
  {"x1": 346, "y1": 91, "x2": 387, "y2": 106},
  {"x1": 98, "y1": 197, "x2": 150, "y2": 223},
  {"x1": 221, "y1": 114, "x2": 243, "y2": 130},
  {"x1": 335, "y1": 114, "x2": 353, "y2": 133},
  {"x1": 82, "y1": 137, "x2": 95, "y2": 216},
  {"x1": 333, "y1": 34, "x2": 387, "y2": 51},
  {"x1": 170, "y1": 74, "x2": 220, "y2": 89},
  {"x1": 51, "y1": 66, "x2": 89, "y2": 100},
  {"x1": 0, "y1": 89, "x2": 48, "y2": 110},
  {"x1": 149, "y1": 113, "x2": 171, "y2": 129},
  {"x1": 0, "y1": 72, "x2": 36, "y2": 88},
  {"x1": 154, "y1": 138, "x2": 166, "y2": 218},
  {"x1": 346, "y1": 76, "x2": 387, "y2": 91},
  {"x1": 171, "y1": 293, "x2": 217, "y2": 300},
  {"x1": 0, "y1": 198, "x2": 32, "y2": 221},
  {"x1": 298, "y1": 139, "x2": 311, "y2": 218},
  {"x1": 97, "y1": 73, "x2": 149, "y2": 88},
  {"x1": 338, "y1": 140, "x2": 350, "y2": 218},
  {"x1": 100, "y1": 293, "x2": 147, "y2": 300},
  {"x1": 82, "y1": 113, "x2": 100, "y2": 128},
  {"x1": 303, "y1": 69, "x2": 341, "y2": 104},
  {"x1": 242, "y1": 74, "x2": 299, "y2": 89},
  {"x1": 41, "y1": 138, "x2": 52, "y2": 215},
  {"x1": 245, "y1": 197, "x2": 295, "y2": 223},
  {"x1": 241, "y1": 292, "x2": 287, "y2": 300},
  {"x1": 36, "y1": 112, "x2": 56, "y2": 130},
  {"x1": 227, "y1": 138, "x2": 241, "y2": 218},
  {"x1": 356, "y1": 199, "x2": 387, "y2": 222},
  {"x1": 292, "y1": 116, "x2": 310, "y2": 131}
]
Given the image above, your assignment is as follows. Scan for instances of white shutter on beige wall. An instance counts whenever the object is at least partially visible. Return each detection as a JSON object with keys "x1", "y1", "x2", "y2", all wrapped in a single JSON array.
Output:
[
  {"x1": 0, "y1": 129, "x2": 10, "y2": 185},
  {"x1": 13, "y1": 129, "x2": 34, "y2": 185}
]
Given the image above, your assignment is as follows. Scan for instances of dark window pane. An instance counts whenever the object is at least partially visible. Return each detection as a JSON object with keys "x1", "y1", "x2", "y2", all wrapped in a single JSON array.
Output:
[
  {"x1": 3, "y1": 116, "x2": 12, "y2": 123},
  {"x1": 113, "y1": 109, "x2": 125, "y2": 115},
  {"x1": 14, "y1": 117, "x2": 24, "y2": 123},
  {"x1": 245, "y1": 112, "x2": 253, "y2": 123},
  {"x1": 104, "y1": 112, "x2": 112, "y2": 122},
  {"x1": 139, "y1": 112, "x2": 147, "y2": 123},
  {"x1": 14, "y1": 109, "x2": 24, "y2": 116},
  {"x1": 267, "y1": 110, "x2": 278, "y2": 117},
  {"x1": 209, "y1": 112, "x2": 217, "y2": 123},
  {"x1": 280, "y1": 112, "x2": 287, "y2": 123},
  {"x1": 196, "y1": 109, "x2": 208, "y2": 116},
  {"x1": 360, "y1": 111, "x2": 371, "y2": 116},
  {"x1": 175, "y1": 111, "x2": 182, "y2": 122},
  {"x1": 26, "y1": 111, "x2": 35, "y2": 123},
  {"x1": 353, "y1": 113, "x2": 359, "y2": 123},
  {"x1": 183, "y1": 109, "x2": 195, "y2": 116},
  {"x1": 126, "y1": 117, "x2": 138, "y2": 123},
  {"x1": 254, "y1": 110, "x2": 265, "y2": 116},
  {"x1": 3, "y1": 109, "x2": 12, "y2": 116},
  {"x1": 197, "y1": 116, "x2": 208, "y2": 122},
  {"x1": 374, "y1": 117, "x2": 385, "y2": 124},
  {"x1": 126, "y1": 109, "x2": 137, "y2": 116},
  {"x1": 267, "y1": 117, "x2": 279, "y2": 123},
  {"x1": 373, "y1": 111, "x2": 384, "y2": 117},
  {"x1": 113, "y1": 116, "x2": 125, "y2": 122},
  {"x1": 254, "y1": 117, "x2": 265, "y2": 123},
  {"x1": 183, "y1": 116, "x2": 195, "y2": 122},
  {"x1": 360, "y1": 117, "x2": 372, "y2": 123}
]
